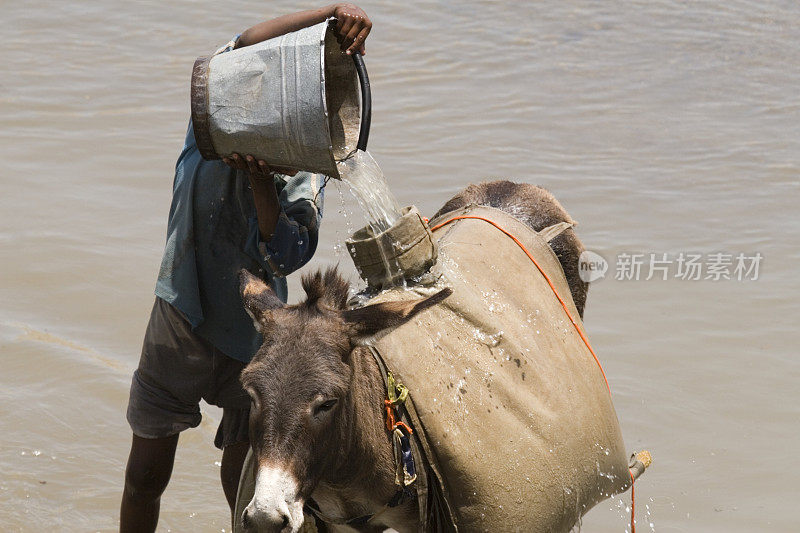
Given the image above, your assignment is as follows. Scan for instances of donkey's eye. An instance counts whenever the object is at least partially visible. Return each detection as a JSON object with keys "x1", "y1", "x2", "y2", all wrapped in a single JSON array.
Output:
[{"x1": 313, "y1": 398, "x2": 338, "y2": 416}]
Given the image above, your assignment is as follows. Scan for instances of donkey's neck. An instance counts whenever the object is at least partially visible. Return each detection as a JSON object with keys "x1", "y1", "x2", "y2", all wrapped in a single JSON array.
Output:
[
  {"x1": 311, "y1": 345, "x2": 418, "y2": 531},
  {"x1": 334, "y1": 345, "x2": 394, "y2": 486}
]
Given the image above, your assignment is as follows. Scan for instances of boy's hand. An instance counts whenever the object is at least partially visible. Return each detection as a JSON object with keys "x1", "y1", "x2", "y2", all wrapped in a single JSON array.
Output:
[
  {"x1": 224, "y1": 153, "x2": 272, "y2": 180},
  {"x1": 333, "y1": 4, "x2": 372, "y2": 55},
  {"x1": 223, "y1": 153, "x2": 298, "y2": 179}
]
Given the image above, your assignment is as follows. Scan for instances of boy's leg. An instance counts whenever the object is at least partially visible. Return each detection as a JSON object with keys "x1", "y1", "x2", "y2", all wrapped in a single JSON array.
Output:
[
  {"x1": 221, "y1": 440, "x2": 250, "y2": 512},
  {"x1": 208, "y1": 355, "x2": 253, "y2": 522},
  {"x1": 122, "y1": 298, "x2": 213, "y2": 530},
  {"x1": 120, "y1": 433, "x2": 179, "y2": 533}
]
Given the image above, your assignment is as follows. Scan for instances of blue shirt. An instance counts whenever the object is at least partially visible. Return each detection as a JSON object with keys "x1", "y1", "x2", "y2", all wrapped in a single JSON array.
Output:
[{"x1": 155, "y1": 123, "x2": 324, "y2": 362}]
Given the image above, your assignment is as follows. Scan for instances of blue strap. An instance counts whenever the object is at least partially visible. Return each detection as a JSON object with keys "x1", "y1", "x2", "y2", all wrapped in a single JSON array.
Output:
[{"x1": 398, "y1": 431, "x2": 417, "y2": 482}]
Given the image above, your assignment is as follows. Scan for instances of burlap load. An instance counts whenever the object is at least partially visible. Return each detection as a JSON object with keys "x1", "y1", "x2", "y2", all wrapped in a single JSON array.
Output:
[{"x1": 363, "y1": 205, "x2": 631, "y2": 532}]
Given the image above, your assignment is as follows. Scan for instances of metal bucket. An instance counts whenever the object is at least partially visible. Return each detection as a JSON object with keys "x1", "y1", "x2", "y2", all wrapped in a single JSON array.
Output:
[{"x1": 190, "y1": 19, "x2": 370, "y2": 178}]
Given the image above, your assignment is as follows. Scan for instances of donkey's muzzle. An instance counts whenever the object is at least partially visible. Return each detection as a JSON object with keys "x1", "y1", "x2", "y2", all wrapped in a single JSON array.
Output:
[{"x1": 242, "y1": 465, "x2": 304, "y2": 533}]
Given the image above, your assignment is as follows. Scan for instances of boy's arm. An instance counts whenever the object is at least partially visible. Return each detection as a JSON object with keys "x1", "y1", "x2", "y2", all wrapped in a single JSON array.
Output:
[
  {"x1": 224, "y1": 154, "x2": 282, "y2": 238},
  {"x1": 236, "y1": 3, "x2": 372, "y2": 55},
  {"x1": 226, "y1": 152, "x2": 323, "y2": 276}
]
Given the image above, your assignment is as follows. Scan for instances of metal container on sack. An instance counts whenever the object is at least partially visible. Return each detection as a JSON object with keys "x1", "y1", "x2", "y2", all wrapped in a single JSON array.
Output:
[
  {"x1": 347, "y1": 206, "x2": 438, "y2": 290},
  {"x1": 190, "y1": 19, "x2": 371, "y2": 178}
]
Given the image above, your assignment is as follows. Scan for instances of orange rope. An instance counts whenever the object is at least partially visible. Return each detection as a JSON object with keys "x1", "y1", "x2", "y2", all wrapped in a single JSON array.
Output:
[
  {"x1": 384, "y1": 399, "x2": 413, "y2": 435},
  {"x1": 429, "y1": 215, "x2": 610, "y2": 393},
  {"x1": 629, "y1": 469, "x2": 636, "y2": 533}
]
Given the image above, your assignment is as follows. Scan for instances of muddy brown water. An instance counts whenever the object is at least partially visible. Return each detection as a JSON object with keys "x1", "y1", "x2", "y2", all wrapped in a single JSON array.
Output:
[{"x1": 1, "y1": 1, "x2": 798, "y2": 531}]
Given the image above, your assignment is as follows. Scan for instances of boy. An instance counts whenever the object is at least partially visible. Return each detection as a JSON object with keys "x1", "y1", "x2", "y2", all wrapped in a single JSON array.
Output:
[{"x1": 120, "y1": 4, "x2": 372, "y2": 531}]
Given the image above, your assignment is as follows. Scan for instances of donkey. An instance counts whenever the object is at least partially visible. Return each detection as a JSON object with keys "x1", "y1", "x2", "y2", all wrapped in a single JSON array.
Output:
[{"x1": 238, "y1": 181, "x2": 588, "y2": 532}]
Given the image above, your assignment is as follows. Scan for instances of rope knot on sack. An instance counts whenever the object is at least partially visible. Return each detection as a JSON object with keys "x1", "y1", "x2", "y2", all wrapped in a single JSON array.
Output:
[{"x1": 384, "y1": 371, "x2": 413, "y2": 435}]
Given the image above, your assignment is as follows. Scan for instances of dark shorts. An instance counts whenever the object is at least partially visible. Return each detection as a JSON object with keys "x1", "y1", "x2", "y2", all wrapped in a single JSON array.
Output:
[{"x1": 126, "y1": 297, "x2": 250, "y2": 449}]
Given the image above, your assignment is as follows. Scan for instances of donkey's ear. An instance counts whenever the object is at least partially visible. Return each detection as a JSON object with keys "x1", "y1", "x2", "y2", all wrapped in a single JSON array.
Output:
[
  {"x1": 239, "y1": 269, "x2": 284, "y2": 331},
  {"x1": 341, "y1": 288, "x2": 452, "y2": 341}
]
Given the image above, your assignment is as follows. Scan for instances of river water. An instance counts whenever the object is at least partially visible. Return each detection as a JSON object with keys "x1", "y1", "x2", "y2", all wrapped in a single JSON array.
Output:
[{"x1": 1, "y1": 1, "x2": 798, "y2": 531}]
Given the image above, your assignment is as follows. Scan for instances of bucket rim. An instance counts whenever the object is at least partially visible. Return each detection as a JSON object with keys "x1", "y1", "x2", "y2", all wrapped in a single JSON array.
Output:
[{"x1": 190, "y1": 55, "x2": 219, "y2": 160}]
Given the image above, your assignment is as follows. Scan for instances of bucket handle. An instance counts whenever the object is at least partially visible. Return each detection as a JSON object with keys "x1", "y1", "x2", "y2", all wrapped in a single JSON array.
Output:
[{"x1": 352, "y1": 52, "x2": 371, "y2": 152}]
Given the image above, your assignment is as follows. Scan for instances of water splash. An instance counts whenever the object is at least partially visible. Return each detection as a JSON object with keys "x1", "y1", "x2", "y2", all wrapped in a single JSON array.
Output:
[
  {"x1": 336, "y1": 150, "x2": 402, "y2": 233},
  {"x1": 331, "y1": 183, "x2": 353, "y2": 261}
]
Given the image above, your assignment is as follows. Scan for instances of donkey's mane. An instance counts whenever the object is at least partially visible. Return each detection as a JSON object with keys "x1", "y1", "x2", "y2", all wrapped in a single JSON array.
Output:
[{"x1": 301, "y1": 267, "x2": 350, "y2": 310}]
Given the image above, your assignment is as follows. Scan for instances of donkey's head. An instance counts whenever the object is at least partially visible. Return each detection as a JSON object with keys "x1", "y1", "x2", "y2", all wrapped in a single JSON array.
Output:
[{"x1": 237, "y1": 267, "x2": 450, "y2": 532}]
